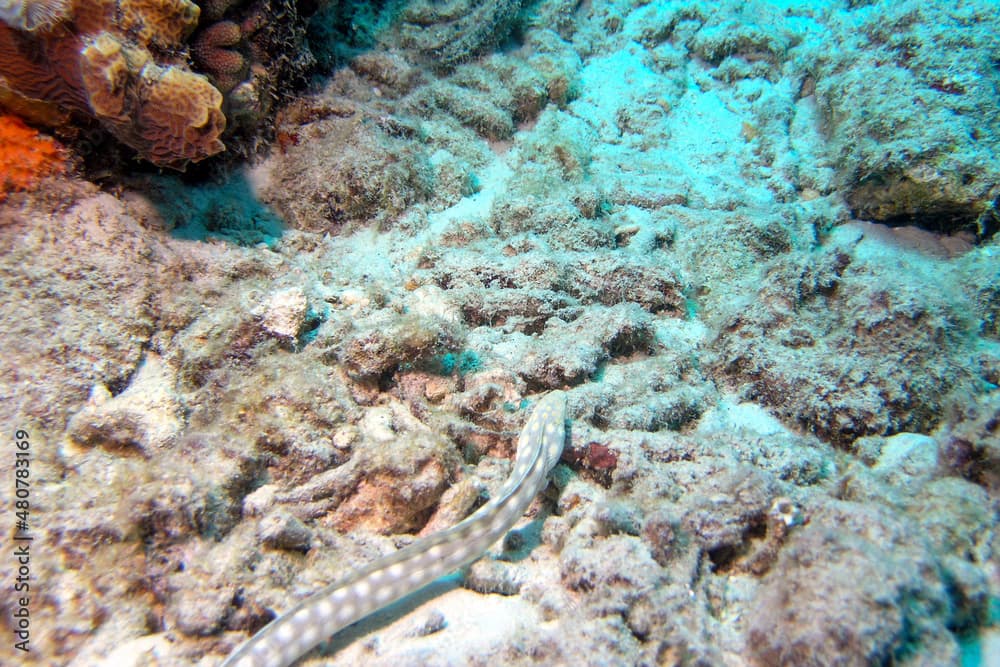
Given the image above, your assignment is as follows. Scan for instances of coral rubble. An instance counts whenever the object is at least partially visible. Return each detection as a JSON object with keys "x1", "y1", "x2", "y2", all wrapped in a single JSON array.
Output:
[{"x1": 1, "y1": 1, "x2": 998, "y2": 666}]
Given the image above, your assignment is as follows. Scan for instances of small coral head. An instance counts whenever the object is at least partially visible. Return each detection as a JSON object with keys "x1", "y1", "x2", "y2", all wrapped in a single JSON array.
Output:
[{"x1": 0, "y1": 0, "x2": 72, "y2": 31}]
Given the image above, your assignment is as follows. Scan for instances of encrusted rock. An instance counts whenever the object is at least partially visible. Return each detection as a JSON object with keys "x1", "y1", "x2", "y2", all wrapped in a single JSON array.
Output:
[
  {"x1": 258, "y1": 287, "x2": 309, "y2": 342},
  {"x1": 168, "y1": 586, "x2": 234, "y2": 637},
  {"x1": 257, "y1": 509, "x2": 312, "y2": 552},
  {"x1": 389, "y1": 0, "x2": 523, "y2": 68},
  {"x1": 66, "y1": 352, "x2": 183, "y2": 453}
]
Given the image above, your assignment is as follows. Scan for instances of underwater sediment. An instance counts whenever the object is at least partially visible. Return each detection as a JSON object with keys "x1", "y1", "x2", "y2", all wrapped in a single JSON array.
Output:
[{"x1": 0, "y1": 0, "x2": 998, "y2": 666}]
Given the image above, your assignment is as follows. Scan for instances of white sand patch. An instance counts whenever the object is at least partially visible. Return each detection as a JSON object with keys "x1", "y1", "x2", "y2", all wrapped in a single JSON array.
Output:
[
  {"x1": 316, "y1": 582, "x2": 543, "y2": 667},
  {"x1": 697, "y1": 399, "x2": 789, "y2": 437}
]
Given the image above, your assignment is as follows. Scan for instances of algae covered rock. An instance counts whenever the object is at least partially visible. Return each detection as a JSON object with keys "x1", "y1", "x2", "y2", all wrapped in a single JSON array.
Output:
[
  {"x1": 388, "y1": 0, "x2": 524, "y2": 68},
  {"x1": 812, "y1": 1, "x2": 1000, "y2": 238}
]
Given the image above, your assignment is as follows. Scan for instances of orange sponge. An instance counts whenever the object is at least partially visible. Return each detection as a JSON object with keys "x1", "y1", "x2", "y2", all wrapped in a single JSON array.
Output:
[{"x1": 0, "y1": 114, "x2": 65, "y2": 202}]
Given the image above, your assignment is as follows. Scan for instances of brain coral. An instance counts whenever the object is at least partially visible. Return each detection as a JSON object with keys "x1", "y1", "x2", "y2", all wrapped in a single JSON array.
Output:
[
  {"x1": 118, "y1": 0, "x2": 200, "y2": 48},
  {"x1": 0, "y1": 0, "x2": 224, "y2": 168},
  {"x1": 78, "y1": 33, "x2": 226, "y2": 166},
  {"x1": 1, "y1": 0, "x2": 316, "y2": 169},
  {"x1": 0, "y1": 0, "x2": 226, "y2": 168}
]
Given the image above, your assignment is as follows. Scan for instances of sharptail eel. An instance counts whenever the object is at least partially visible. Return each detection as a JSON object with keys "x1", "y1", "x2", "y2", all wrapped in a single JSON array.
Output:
[{"x1": 221, "y1": 390, "x2": 568, "y2": 667}]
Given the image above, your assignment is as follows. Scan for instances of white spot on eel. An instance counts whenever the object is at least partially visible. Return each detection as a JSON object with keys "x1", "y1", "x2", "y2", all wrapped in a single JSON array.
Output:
[{"x1": 220, "y1": 390, "x2": 568, "y2": 667}]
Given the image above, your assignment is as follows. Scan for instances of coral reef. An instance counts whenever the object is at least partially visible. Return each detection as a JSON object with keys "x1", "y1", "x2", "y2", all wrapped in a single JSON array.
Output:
[
  {"x1": 0, "y1": 0, "x2": 315, "y2": 168},
  {"x1": 1, "y1": 1, "x2": 998, "y2": 666},
  {"x1": 0, "y1": 0, "x2": 223, "y2": 168}
]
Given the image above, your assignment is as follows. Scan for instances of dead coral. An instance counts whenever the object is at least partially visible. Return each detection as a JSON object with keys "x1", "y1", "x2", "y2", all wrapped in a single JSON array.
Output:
[
  {"x1": 567, "y1": 256, "x2": 685, "y2": 315},
  {"x1": 680, "y1": 465, "x2": 777, "y2": 567},
  {"x1": 749, "y1": 500, "x2": 971, "y2": 667},
  {"x1": 813, "y1": 1, "x2": 1000, "y2": 237},
  {"x1": 264, "y1": 26, "x2": 581, "y2": 234},
  {"x1": 575, "y1": 354, "x2": 712, "y2": 433},
  {"x1": 349, "y1": 50, "x2": 423, "y2": 96},
  {"x1": 453, "y1": 287, "x2": 579, "y2": 334},
  {"x1": 0, "y1": 193, "x2": 157, "y2": 429},
  {"x1": 271, "y1": 401, "x2": 463, "y2": 535},
  {"x1": 938, "y1": 393, "x2": 1000, "y2": 493},
  {"x1": 388, "y1": 0, "x2": 524, "y2": 69},
  {"x1": 338, "y1": 312, "x2": 464, "y2": 383},
  {"x1": 66, "y1": 353, "x2": 183, "y2": 454},
  {"x1": 262, "y1": 102, "x2": 435, "y2": 231},
  {"x1": 416, "y1": 78, "x2": 516, "y2": 141},
  {"x1": 687, "y1": 19, "x2": 789, "y2": 68},
  {"x1": 714, "y1": 229, "x2": 976, "y2": 447},
  {"x1": 257, "y1": 287, "x2": 314, "y2": 345},
  {"x1": 499, "y1": 303, "x2": 655, "y2": 389}
]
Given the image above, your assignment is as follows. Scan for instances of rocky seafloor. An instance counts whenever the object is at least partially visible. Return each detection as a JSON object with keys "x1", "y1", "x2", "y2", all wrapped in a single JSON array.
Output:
[{"x1": 1, "y1": 0, "x2": 999, "y2": 665}]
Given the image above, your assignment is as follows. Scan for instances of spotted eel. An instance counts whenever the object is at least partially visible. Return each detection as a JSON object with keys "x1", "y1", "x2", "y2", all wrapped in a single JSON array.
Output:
[{"x1": 221, "y1": 390, "x2": 567, "y2": 667}]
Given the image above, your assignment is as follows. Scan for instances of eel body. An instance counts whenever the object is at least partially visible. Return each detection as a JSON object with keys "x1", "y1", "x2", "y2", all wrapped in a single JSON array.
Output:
[{"x1": 221, "y1": 390, "x2": 567, "y2": 667}]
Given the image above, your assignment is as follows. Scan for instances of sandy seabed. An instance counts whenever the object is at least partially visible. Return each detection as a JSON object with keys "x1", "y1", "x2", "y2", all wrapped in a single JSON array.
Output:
[{"x1": 1, "y1": 1, "x2": 998, "y2": 665}]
